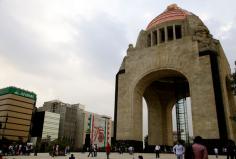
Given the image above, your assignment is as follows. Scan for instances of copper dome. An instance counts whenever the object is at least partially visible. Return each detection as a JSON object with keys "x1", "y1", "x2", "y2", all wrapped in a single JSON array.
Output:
[{"x1": 146, "y1": 4, "x2": 192, "y2": 30}]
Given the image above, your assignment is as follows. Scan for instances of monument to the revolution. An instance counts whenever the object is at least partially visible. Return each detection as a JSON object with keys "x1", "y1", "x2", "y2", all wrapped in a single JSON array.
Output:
[{"x1": 114, "y1": 4, "x2": 236, "y2": 149}]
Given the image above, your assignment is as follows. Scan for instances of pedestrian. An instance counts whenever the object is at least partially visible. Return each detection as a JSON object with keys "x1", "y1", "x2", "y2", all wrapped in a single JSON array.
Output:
[
  {"x1": 128, "y1": 146, "x2": 134, "y2": 155},
  {"x1": 87, "y1": 144, "x2": 94, "y2": 157},
  {"x1": 226, "y1": 141, "x2": 235, "y2": 159},
  {"x1": 106, "y1": 142, "x2": 111, "y2": 159},
  {"x1": 138, "y1": 155, "x2": 143, "y2": 159},
  {"x1": 55, "y1": 144, "x2": 59, "y2": 156},
  {"x1": 67, "y1": 145, "x2": 70, "y2": 154},
  {"x1": 214, "y1": 147, "x2": 218, "y2": 158},
  {"x1": 222, "y1": 147, "x2": 227, "y2": 155},
  {"x1": 173, "y1": 140, "x2": 185, "y2": 159},
  {"x1": 65, "y1": 145, "x2": 70, "y2": 155},
  {"x1": 65, "y1": 147, "x2": 67, "y2": 155},
  {"x1": 118, "y1": 146, "x2": 121, "y2": 154},
  {"x1": 69, "y1": 153, "x2": 75, "y2": 159},
  {"x1": 34, "y1": 145, "x2": 38, "y2": 156},
  {"x1": 155, "y1": 145, "x2": 160, "y2": 158},
  {"x1": 52, "y1": 145, "x2": 56, "y2": 157},
  {"x1": 93, "y1": 144, "x2": 97, "y2": 157},
  {"x1": 191, "y1": 136, "x2": 208, "y2": 159}
]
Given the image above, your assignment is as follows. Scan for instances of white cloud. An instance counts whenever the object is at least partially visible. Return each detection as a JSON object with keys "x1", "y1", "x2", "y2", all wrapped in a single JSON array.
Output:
[{"x1": 0, "y1": 0, "x2": 236, "y2": 122}]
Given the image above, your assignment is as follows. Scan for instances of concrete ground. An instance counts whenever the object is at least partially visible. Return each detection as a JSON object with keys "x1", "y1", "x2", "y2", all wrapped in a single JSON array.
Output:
[{"x1": 1, "y1": 152, "x2": 226, "y2": 159}]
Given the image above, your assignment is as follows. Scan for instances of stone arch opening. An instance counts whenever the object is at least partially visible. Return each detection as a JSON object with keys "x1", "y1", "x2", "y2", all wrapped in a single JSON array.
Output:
[
  {"x1": 133, "y1": 69, "x2": 191, "y2": 146},
  {"x1": 115, "y1": 4, "x2": 236, "y2": 152}
]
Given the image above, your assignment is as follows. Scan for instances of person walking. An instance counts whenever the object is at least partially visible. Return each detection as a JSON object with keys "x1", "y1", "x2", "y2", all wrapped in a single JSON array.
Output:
[
  {"x1": 155, "y1": 145, "x2": 160, "y2": 158},
  {"x1": 214, "y1": 147, "x2": 218, "y2": 158},
  {"x1": 69, "y1": 154, "x2": 75, "y2": 159},
  {"x1": 55, "y1": 145, "x2": 59, "y2": 156},
  {"x1": 226, "y1": 140, "x2": 235, "y2": 159},
  {"x1": 93, "y1": 144, "x2": 97, "y2": 157},
  {"x1": 106, "y1": 142, "x2": 111, "y2": 159},
  {"x1": 191, "y1": 136, "x2": 208, "y2": 159},
  {"x1": 52, "y1": 145, "x2": 56, "y2": 157},
  {"x1": 173, "y1": 141, "x2": 185, "y2": 159},
  {"x1": 138, "y1": 155, "x2": 143, "y2": 159},
  {"x1": 118, "y1": 146, "x2": 122, "y2": 154},
  {"x1": 87, "y1": 144, "x2": 94, "y2": 157},
  {"x1": 128, "y1": 146, "x2": 133, "y2": 155}
]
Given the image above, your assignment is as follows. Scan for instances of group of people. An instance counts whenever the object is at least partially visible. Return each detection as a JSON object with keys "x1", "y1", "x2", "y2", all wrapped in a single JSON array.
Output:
[
  {"x1": 87, "y1": 142, "x2": 111, "y2": 159},
  {"x1": 51, "y1": 144, "x2": 59, "y2": 157},
  {"x1": 0, "y1": 143, "x2": 33, "y2": 156},
  {"x1": 51, "y1": 144, "x2": 70, "y2": 157},
  {"x1": 172, "y1": 136, "x2": 208, "y2": 159},
  {"x1": 172, "y1": 136, "x2": 236, "y2": 159},
  {"x1": 117, "y1": 145, "x2": 125, "y2": 154}
]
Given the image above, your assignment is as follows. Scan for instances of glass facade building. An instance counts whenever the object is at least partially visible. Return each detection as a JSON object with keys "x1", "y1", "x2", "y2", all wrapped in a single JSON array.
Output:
[{"x1": 42, "y1": 111, "x2": 60, "y2": 141}]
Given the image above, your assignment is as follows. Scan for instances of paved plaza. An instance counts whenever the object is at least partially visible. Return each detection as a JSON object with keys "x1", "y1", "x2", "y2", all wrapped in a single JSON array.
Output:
[{"x1": 1, "y1": 152, "x2": 226, "y2": 159}]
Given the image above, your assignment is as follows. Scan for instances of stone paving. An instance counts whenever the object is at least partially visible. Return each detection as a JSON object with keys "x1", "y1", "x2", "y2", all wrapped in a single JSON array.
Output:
[{"x1": 1, "y1": 152, "x2": 226, "y2": 159}]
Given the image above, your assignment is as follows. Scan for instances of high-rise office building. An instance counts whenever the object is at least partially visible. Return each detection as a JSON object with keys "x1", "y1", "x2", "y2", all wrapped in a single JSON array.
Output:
[
  {"x1": 31, "y1": 111, "x2": 60, "y2": 141},
  {"x1": 42, "y1": 111, "x2": 60, "y2": 141},
  {"x1": 39, "y1": 100, "x2": 85, "y2": 149}
]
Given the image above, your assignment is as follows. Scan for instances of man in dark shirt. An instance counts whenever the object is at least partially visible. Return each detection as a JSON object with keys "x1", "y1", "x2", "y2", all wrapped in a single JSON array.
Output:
[{"x1": 69, "y1": 154, "x2": 75, "y2": 159}]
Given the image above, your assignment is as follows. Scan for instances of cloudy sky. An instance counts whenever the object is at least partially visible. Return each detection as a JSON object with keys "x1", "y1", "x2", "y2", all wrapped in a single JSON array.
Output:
[{"x1": 0, "y1": 0, "x2": 236, "y2": 120}]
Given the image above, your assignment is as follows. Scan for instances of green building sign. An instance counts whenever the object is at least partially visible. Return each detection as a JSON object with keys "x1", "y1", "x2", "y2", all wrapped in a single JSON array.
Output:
[{"x1": 0, "y1": 86, "x2": 37, "y2": 101}]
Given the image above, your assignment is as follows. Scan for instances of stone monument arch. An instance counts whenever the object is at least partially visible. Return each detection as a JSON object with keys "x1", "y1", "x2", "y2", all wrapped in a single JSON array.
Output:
[{"x1": 114, "y1": 4, "x2": 236, "y2": 149}]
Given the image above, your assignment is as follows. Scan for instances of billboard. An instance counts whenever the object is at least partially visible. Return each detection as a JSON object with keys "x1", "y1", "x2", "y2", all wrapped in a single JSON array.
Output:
[{"x1": 84, "y1": 112, "x2": 112, "y2": 148}]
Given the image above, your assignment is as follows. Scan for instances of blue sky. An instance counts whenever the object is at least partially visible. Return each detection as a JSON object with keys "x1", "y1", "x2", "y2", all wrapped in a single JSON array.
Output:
[{"x1": 0, "y1": 0, "x2": 236, "y2": 119}]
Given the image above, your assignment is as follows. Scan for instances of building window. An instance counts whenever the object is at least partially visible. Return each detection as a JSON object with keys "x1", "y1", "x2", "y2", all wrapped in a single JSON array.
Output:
[
  {"x1": 167, "y1": 26, "x2": 174, "y2": 41},
  {"x1": 52, "y1": 103, "x2": 56, "y2": 113},
  {"x1": 175, "y1": 25, "x2": 182, "y2": 39},
  {"x1": 147, "y1": 33, "x2": 151, "y2": 47},
  {"x1": 152, "y1": 30, "x2": 157, "y2": 45},
  {"x1": 159, "y1": 28, "x2": 165, "y2": 43}
]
